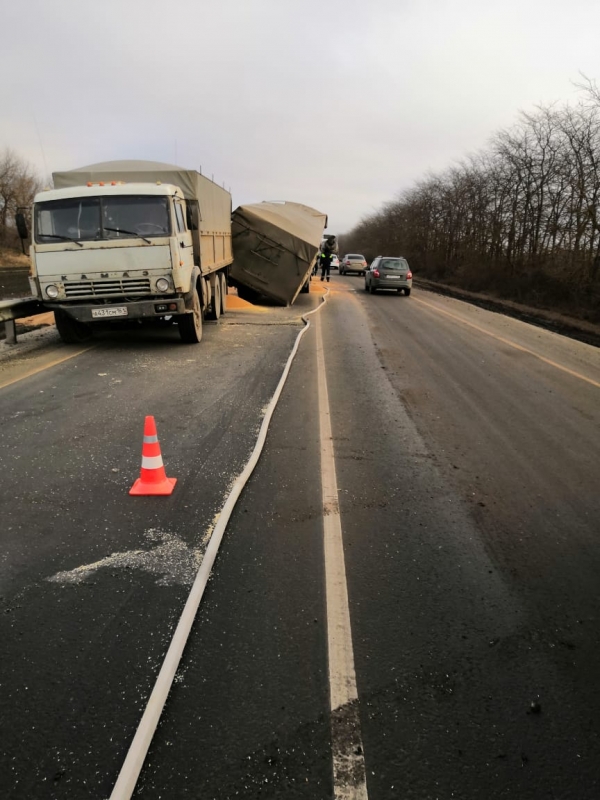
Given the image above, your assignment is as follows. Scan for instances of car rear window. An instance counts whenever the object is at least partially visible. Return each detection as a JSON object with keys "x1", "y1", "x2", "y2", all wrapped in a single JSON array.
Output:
[
  {"x1": 381, "y1": 258, "x2": 408, "y2": 270},
  {"x1": 348, "y1": 254, "x2": 364, "y2": 260}
]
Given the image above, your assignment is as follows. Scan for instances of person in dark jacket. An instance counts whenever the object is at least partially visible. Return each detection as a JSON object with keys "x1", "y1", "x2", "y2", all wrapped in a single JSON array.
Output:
[{"x1": 320, "y1": 250, "x2": 332, "y2": 282}]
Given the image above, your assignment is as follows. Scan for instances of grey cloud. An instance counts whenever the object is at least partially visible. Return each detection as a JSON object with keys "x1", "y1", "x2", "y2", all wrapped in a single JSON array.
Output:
[{"x1": 2, "y1": 0, "x2": 599, "y2": 233}]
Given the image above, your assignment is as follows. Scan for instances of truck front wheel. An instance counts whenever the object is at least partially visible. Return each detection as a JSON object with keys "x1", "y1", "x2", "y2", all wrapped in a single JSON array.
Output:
[
  {"x1": 177, "y1": 284, "x2": 203, "y2": 343},
  {"x1": 54, "y1": 309, "x2": 93, "y2": 344}
]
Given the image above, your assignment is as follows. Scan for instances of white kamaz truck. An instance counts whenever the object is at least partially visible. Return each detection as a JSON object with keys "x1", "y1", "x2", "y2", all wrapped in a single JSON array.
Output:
[{"x1": 26, "y1": 160, "x2": 232, "y2": 343}]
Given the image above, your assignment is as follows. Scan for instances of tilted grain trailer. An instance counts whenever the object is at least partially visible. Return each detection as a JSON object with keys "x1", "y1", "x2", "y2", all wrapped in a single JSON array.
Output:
[{"x1": 230, "y1": 201, "x2": 327, "y2": 306}]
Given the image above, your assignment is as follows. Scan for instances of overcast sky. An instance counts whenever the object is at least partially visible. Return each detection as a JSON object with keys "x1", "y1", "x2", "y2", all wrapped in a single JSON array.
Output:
[{"x1": 2, "y1": 0, "x2": 600, "y2": 232}]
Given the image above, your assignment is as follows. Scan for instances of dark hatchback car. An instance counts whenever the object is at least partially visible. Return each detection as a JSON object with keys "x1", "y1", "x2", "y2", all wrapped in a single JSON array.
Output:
[{"x1": 365, "y1": 256, "x2": 412, "y2": 294}]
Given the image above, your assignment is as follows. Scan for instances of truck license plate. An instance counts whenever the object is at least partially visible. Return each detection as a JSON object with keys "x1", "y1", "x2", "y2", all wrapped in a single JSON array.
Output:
[{"x1": 91, "y1": 306, "x2": 128, "y2": 318}]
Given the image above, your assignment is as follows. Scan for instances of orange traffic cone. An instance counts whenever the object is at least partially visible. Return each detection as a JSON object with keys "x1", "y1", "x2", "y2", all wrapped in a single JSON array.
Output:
[{"x1": 129, "y1": 416, "x2": 177, "y2": 496}]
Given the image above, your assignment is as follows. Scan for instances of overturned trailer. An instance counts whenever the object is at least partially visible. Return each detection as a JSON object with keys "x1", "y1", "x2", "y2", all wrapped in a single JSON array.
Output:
[{"x1": 230, "y1": 201, "x2": 327, "y2": 306}]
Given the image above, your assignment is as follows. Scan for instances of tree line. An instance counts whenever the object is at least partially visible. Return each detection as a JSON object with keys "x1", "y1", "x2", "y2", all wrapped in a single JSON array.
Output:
[
  {"x1": 0, "y1": 149, "x2": 42, "y2": 250},
  {"x1": 339, "y1": 79, "x2": 600, "y2": 321}
]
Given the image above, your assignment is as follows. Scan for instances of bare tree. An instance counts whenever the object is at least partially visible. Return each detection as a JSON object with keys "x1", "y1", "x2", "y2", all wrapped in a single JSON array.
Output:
[
  {"x1": 0, "y1": 148, "x2": 42, "y2": 247},
  {"x1": 340, "y1": 91, "x2": 600, "y2": 321}
]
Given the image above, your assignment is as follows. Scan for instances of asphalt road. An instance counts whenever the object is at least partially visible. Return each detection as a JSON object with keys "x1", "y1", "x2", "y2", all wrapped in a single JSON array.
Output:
[
  {"x1": 1, "y1": 277, "x2": 599, "y2": 799},
  {"x1": 0, "y1": 266, "x2": 29, "y2": 299}
]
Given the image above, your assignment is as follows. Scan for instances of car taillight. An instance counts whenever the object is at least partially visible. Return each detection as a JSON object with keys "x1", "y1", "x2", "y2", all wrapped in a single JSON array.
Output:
[
  {"x1": 373, "y1": 269, "x2": 380, "y2": 278},
  {"x1": 362, "y1": 260, "x2": 367, "y2": 266},
  {"x1": 407, "y1": 271, "x2": 412, "y2": 279}
]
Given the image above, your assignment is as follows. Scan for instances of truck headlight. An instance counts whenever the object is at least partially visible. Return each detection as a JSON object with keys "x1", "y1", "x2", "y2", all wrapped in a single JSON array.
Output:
[
  {"x1": 45, "y1": 284, "x2": 59, "y2": 299},
  {"x1": 156, "y1": 278, "x2": 170, "y2": 293}
]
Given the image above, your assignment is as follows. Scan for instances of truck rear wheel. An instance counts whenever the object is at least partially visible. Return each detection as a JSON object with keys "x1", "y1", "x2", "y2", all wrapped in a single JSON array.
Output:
[
  {"x1": 220, "y1": 272, "x2": 227, "y2": 314},
  {"x1": 54, "y1": 309, "x2": 93, "y2": 344},
  {"x1": 177, "y1": 284, "x2": 203, "y2": 343},
  {"x1": 206, "y1": 278, "x2": 221, "y2": 321}
]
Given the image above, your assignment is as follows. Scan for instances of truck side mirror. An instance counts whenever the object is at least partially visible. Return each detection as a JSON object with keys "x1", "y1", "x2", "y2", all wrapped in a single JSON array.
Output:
[{"x1": 15, "y1": 212, "x2": 29, "y2": 240}]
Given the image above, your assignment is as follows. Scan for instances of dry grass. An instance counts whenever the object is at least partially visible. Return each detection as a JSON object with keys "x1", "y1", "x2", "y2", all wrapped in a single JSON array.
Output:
[{"x1": 0, "y1": 247, "x2": 29, "y2": 268}]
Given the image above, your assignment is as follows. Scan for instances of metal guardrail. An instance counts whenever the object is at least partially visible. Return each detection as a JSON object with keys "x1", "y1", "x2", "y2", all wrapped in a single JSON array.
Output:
[{"x1": 0, "y1": 297, "x2": 47, "y2": 344}]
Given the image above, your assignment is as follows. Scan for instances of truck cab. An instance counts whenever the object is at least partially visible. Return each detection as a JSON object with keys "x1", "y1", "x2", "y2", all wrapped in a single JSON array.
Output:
[
  {"x1": 28, "y1": 178, "x2": 230, "y2": 343},
  {"x1": 31, "y1": 182, "x2": 194, "y2": 310},
  {"x1": 27, "y1": 160, "x2": 233, "y2": 343}
]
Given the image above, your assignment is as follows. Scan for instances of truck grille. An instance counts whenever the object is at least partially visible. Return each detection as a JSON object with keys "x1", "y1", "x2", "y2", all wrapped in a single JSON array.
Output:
[{"x1": 64, "y1": 278, "x2": 152, "y2": 298}]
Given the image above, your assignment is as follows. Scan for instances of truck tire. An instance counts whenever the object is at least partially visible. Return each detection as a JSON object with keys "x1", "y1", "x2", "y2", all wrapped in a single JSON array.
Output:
[
  {"x1": 54, "y1": 308, "x2": 93, "y2": 344},
  {"x1": 177, "y1": 283, "x2": 203, "y2": 343},
  {"x1": 206, "y1": 278, "x2": 221, "y2": 320},
  {"x1": 220, "y1": 272, "x2": 227, "y2": 314}
]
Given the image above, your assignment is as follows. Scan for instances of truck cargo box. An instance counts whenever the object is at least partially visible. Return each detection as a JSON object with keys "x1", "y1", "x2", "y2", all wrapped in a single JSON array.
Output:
[{"x1": 230, "y1": 201, "x2": 327, "y2": 306}]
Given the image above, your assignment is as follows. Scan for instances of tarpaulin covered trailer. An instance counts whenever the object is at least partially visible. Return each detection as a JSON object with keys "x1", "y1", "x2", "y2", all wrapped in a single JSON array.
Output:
[{"x1": 230, "y1": 201, "x2": 327, "y2": 306}]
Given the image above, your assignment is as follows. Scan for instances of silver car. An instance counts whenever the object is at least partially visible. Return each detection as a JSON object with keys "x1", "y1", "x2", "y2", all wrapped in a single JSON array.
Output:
[
  {"x1": 340, "y1": 254, "x2": 368, "y2": 275},
  {"x1": 365, "y1": 256, "x2": 412, "y2": 295}
]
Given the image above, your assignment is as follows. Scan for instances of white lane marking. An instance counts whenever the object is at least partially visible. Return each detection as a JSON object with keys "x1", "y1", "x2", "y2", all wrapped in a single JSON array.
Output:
[
  {"x1": 0, "y1": 344, "x2": 95, "y2": 390},
  {"x1": 413, "y1": 295, "x2": 600, "y2": 389},
  {"x1": 315, "y1": 312, "x2": 369, "y2": 800},
  {"x1": 109, "y1": 290, "x2": 329, "y2": 800}
]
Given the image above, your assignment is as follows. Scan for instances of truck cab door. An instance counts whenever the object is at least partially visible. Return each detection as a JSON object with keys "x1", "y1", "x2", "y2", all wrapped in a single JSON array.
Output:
[{"x1": 173, "y1": 199, "x2": 195, "y2": 291}]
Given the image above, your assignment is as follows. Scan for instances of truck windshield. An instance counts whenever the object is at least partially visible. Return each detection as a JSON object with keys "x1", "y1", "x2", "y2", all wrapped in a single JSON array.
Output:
[
  {"x1": 102, "y1": 196, "x2": 171, "y2": 240},
  {"x1": 34, "y1": 195, "x2": 171, "y2": 243},
  {"x1": 35, "y1": 197, "x2": 100, "y2": 243}
]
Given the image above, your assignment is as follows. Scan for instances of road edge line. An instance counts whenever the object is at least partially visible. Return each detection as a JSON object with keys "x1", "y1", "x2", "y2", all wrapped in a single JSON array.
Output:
[
  {"x1": 0, "y1": 344, "x2": 96, "y2": 390},
  {"x1": 413, "y1": 296, "x2": 600, "y2": 389}
]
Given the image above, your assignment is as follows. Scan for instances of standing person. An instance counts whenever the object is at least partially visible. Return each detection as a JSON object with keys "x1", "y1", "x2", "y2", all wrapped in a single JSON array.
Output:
[{"x1": 320, "y1": 250, "x2": 332, "y2": 282}]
